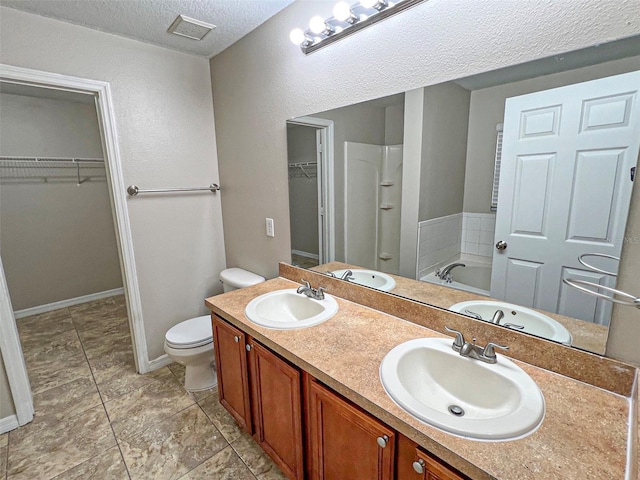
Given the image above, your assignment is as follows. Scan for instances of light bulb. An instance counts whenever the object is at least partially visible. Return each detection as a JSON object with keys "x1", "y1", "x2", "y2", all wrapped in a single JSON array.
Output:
[
  {"x1": 361, "y1": 0, "x2": 387, "y2": 10},
  {"x1": 333, "y1": 2, "x2": 353, "y2": 22},
  {"x1": 309, "y1": 16, "x2": 328, "y2": 34},
  {"x1": 289, "y1": 28, "x2": 306, "y2": 45}
]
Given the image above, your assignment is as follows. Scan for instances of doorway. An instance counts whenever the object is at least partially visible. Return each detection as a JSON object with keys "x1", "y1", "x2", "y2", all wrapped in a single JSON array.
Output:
[
  {"x1": 286, "y1": 117, "x2": 335, "y2": 267},
  {"x1": 0, "y1": 64, "x2": 147, "y2": 430}
]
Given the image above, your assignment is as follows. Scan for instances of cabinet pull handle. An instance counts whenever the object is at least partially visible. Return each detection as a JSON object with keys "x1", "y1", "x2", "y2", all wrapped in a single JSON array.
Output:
[
  {"x1": 412, "y1": 458, "x2": 426, "y2": 474},
  {"x1": 376, "y1": 435, "x2": 389, "y2": 448},
  {"x1": 246, "y1": 344, "x2": 252, "y2": 352},
  {"x1": 234, "y1": 336, "x2": 240, "y2": 343}
]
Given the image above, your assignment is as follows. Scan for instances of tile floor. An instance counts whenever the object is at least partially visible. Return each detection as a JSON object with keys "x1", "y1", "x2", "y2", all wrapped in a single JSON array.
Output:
[{"x1": 1, "y1": 295, "x2": 287, "y2": 480}]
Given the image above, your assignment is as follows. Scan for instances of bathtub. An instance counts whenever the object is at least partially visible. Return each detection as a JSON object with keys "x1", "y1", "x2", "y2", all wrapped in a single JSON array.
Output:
[{"x1": 420, "y1": 260, "x2": 491, "y2": 296}]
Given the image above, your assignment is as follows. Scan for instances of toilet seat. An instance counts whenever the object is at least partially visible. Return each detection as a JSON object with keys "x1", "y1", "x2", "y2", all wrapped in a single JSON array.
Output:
[{"x1": 165, "y1": 315, "x2": 212, "y2": 349}]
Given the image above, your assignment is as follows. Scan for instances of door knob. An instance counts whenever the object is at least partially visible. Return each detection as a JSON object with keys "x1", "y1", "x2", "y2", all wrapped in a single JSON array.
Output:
[
  {"x1": 376, "y1": 435, "x2": 389, "y2": 448},
  {"x1": 412, "y1": 459, "x2": 426, "y2": 474},
  {"x1": 495, "y1": 240, "x2": 508, "y2": 250}
]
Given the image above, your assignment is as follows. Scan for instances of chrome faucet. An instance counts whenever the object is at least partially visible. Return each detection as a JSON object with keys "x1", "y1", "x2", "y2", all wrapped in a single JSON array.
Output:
[
  {"x1": 326, "y1": 269, "x2": 353, "y2": 281},
  {"x1": 444, "y1": 326, "x2": 509, "y2": 364},
  {"x1": 435, "y1": 263, "x2": 465, "y2": 283},
  {"x1": 491, "y1": 310, "x2": 505, "y2": 325},
  {"x1": 297, "y1": 280, "x2": 326, "y2": 300}
]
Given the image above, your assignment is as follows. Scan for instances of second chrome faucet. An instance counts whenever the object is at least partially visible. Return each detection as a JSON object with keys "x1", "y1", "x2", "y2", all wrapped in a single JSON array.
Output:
[{"x1": 444, "y1": 326, "x2": 509, "y2": 364}]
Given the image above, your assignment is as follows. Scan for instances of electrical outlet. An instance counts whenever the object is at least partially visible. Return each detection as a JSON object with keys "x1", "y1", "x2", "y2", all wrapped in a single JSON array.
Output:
[{"x1": 266, "y1": 218, "x2": 275, "y2": 237}]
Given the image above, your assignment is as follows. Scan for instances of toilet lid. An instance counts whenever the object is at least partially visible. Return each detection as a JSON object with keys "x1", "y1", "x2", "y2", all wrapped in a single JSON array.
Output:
[{"x1": 165, "y1": 315, "x2": 213, "y2": 349}]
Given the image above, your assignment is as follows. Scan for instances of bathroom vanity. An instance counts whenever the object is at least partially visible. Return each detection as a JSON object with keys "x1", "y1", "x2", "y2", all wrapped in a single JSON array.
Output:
[{"x1": 205, "y1": 264, "x2": 638, "y2": 480}]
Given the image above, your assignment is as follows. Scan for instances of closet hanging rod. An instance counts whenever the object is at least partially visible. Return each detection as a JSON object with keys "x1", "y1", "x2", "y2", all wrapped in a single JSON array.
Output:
[{"x1": 127, "y1": 183, "x2": 221, "y2": 196}]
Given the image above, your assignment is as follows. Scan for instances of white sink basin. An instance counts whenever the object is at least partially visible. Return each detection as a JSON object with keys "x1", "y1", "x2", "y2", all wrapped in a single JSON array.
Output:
[
  {"x1": 449, "y1": 300, "x2": 573, "y2": 346},
  {"x1": 244, "y1": 289, "x2": 338, "y2": 329},
  {"x1": 331, "y1": 269, "x2": 396, "y2": 292},
  {"x1": 380, "y1": 337, "x2": 545, "y2": 441}
]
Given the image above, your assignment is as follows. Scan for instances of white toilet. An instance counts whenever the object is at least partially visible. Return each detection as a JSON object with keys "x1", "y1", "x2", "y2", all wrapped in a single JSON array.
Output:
[{"x1": 164, "y1": 267, "x2": 265, "y2": 392}]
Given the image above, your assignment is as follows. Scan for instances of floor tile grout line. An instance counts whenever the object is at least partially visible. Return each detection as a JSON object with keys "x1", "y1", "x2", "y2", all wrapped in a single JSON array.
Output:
[{"x1": 75, "y1": 314, "x2": 133, "y2": 480}]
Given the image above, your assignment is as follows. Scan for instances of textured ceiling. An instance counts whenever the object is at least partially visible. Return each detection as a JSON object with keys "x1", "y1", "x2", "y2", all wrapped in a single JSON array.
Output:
[{"x1": 0, "y1": 0, "x2": 296, "y2": 58}]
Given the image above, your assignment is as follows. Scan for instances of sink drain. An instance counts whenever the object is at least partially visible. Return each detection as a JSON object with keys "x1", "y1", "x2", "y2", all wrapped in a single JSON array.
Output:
[{"x1": 448, "y1": 405, "x2": 465, "y2": 416}]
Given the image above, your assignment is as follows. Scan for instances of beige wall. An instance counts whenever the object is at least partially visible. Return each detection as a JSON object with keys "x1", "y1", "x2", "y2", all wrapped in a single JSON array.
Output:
[
  {"x1": 0, "y1": 93, "x2": 122, "y2": 310},
  {"x1": 463, "y1": 55, "x2": 640, "y2": 214},
  {"x1": 0, "y1": 7, "x2": 226, "y2": 360},
  {"x1": 385, "y1": 104, "x2": 405, "y2": 146},
  {"x1": 287, "y1": 124, "x2": 319, "y2": 256},
  {"x1": 418, "y1": 82, "x2": 470, "y2": 222},
  {"x1": 0, "y1": 355, "x2": 14, "y2": 419},
  {"x1": 209, "y1": 0, "x2": 640, "y2": 363}
]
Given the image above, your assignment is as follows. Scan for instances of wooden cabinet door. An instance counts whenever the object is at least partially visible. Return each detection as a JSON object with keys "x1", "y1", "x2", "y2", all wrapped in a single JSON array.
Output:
[
  {"x1": 212, "y1": 315, "x2": 252, "y2": 433},
  {"x1": 396, "y1": 434, "x2": 467, "y2": 480},
  {"x1": 306, "y1": 377, "x2": 395, "y2": 480},
  {"x1": 248, "y1": 341, "x2": 304, "y2": 480}
]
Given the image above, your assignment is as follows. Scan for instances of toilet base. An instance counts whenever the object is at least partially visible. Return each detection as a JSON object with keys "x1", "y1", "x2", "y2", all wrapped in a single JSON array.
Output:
[
  {"x1": 164, "y1": 341, "x2": 218, "y2": 392},
  {"x1": 184, "y1": 360, "x2": 218, "y2": 392}
]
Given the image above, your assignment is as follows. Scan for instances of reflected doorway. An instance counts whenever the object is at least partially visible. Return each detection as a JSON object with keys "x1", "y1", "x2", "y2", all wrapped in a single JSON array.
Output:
[{"x1": 286, "y1": 117, "x2": 335, "y2": 267}]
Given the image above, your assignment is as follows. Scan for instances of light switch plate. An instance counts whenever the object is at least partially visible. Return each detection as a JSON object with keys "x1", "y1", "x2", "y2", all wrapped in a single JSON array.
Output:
[{"x1": 266, "y1": 218, "x2": 275, "y2": 237}]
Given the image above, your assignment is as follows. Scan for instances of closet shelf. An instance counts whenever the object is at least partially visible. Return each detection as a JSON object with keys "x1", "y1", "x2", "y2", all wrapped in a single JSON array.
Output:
[{"x1": 0, "y1": 156, "x2": 106, "y2": 184}]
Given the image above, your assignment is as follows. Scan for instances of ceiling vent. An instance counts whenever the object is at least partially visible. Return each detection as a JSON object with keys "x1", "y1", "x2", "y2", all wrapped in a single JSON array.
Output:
[{"x1": 168, "y1": 15, "x2": 216, "y2": 41}]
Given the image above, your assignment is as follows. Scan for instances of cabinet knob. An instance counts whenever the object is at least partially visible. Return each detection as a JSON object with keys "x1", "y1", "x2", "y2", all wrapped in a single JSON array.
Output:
[
  {"x1": 412, "y1": 459, "x2": 426, "y2": 474},
  {"x1": 376, "y1": 435, "x2": 389, "y2": 448},
  {"x1": 246, "y1": 344, "x2": 252, "y2": 352},
  {"x1": 234, "y1": 336, "x2": 240, "y2": 343}
]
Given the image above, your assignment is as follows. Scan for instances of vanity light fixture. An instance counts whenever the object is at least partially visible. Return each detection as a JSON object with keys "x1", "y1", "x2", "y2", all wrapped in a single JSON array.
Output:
[{"x1": 290, "y1": 0, "x2": 426, "y2": 55}]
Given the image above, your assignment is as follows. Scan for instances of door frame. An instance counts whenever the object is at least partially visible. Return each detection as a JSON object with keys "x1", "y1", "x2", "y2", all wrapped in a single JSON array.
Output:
[
  {"x1": 287, "y1": 116, "x2": 335, "y2": 263},
  {"x1": 0, "y1": 64, "x2": 150, "y2": 425}
]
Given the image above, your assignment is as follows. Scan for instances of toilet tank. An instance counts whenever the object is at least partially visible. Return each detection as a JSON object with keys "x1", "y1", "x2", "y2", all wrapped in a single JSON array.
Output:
[{"x1": 220, "y1": 268, "x2": 265, "y2": 292}]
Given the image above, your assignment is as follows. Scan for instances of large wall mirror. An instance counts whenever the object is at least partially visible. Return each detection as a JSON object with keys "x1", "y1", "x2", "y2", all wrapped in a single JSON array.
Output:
[{"x1": 286, "y1": 35, "x2": 640, "y2": 356}]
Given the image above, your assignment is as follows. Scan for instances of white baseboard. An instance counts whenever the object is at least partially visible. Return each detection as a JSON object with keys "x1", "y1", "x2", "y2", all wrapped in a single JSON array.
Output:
[
  {"x1": 0, "y1": 414, "x2": 19, "y2": 434},
  {"x1": 147, "y1": 353, "x2": 174, "y2": 372},
  {"x1": 292, "y1": 249, "x2": 319, "y2": 260},
  {"x1": 14, "y1": 288, "x2": 125, "y2": 319}
]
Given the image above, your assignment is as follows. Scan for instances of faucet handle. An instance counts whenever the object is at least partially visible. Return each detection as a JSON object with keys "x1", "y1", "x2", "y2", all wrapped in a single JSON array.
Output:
[
  {"x1": 300, "y1": 279, "x2": 311, "y2": 288},
  {"x1": 444, "y1": 326, "x2": 465, "y2": 350},
  {"x1": 482, "y1": 342, "x2": 509, "y2": 360}
]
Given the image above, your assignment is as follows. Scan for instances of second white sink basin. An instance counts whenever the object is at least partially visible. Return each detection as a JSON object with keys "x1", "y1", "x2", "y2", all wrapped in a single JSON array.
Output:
[
  {"x1": 380, "y1": 337, "x2": 545, "y2": 441},
  {"x1": 449, "y1": 300, "x2": 573, "y2": 346},
  {"x1": 331, "y1": 269, "x2": 396, "y2": 292},
  {"x1": 244, "y1": 289, "x2": 338, "y2": 329}
]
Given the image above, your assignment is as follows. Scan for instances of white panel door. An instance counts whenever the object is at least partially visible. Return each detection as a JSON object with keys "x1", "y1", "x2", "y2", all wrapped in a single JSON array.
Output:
[
  {"x1": 491, "y1": 70, "x2": 640, "y2": 325},
  {"x1": 344, "y1": 142, "x2": 382, "y2": 270}
]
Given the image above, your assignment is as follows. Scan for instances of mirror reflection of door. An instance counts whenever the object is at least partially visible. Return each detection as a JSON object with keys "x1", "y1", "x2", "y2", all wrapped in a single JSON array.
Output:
[{"x1": 493, "y1": 70, "x2": 640, "y2": 326}]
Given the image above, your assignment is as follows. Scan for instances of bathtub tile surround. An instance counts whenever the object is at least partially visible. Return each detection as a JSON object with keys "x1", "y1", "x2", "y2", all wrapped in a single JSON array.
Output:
[
  {"x1": 4, "y1": 296, "x2": 285, "y2": 480},
  {"x1": 462, "y1": 213, "x2": 496, "y2": 258},
  {"x1": 417, "y1": 213, "x2": 463, "y2": 278},
  {"x1": 417, "y1": 212, "x2": 497, "y2": 279}
]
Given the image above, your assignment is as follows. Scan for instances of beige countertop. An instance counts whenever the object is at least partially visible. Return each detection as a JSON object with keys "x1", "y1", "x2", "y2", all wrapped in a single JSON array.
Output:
[
  {"x1": 313, "y1": 262, "x2": 609, "y2": 354},
  {"x1": 205, "y1": 277, "x2": 635, "y2": 480}
]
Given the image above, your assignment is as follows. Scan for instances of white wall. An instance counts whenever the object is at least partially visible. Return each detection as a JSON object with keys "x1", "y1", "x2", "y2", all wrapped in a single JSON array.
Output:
[
  {"x1": 0, "y1": 93, "x2": 122, "y2": 310},
  {"x1": 0, "y1": 7, "x2": 226, "y2": 361},
  {"x1": 209, "y1": 0, "x2": 640, "y2": 363}
]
